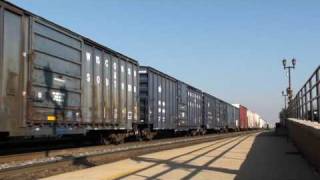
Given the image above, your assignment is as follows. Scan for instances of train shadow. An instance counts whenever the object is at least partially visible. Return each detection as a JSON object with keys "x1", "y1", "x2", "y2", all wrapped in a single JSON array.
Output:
[
  {"x1": 113, "y1": 135, "x2": 249, "y2": 180},
  {"x1": 112, "y1": 131, "x2": 318, "y2": 180},
  {"x1": 72, "y1": 156, "x2": 96, "y2": 168},
  {"x1": 234, "y1": 131, "x2": 319, "y2": 180}
]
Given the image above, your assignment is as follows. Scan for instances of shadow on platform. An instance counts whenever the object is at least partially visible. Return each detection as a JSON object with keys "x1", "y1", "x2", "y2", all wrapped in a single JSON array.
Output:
[
  {"x1": 114, "y1": 132, "x2": 318, "y2": 180},
  {"x1": 235, "y1": 132, "x2": 318, "y2": 180}
]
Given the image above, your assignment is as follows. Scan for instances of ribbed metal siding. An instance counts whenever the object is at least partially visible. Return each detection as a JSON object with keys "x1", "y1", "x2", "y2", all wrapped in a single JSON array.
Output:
[
  {"x1": 0, "y1": 9, "x2": 26, "y2": 133},
  {"x1": 82, "y1": 45, "x2": 93, "y2": 123},
  {"x1": 177, "y1": 83, "x2": 187, "y2": 128},
  {"x1": 29, "y1": 18, "x2": 82, "y2": 123},
  {"x1": 227, "y1": 104, "x2": 236, "y2": 129},
  {"x1": 82, "y1": 43, "x2": 138, "y2": 129},
  {"x1": 103, "y1": 53, "x2": 112, "y2": 123},
  {"x1": 203, "y1": 93, "x2": 218, "y2": 130},
  {"x1": 187, "y1": 87, "x2": 202, "y2": 129},
  {"x1": 239, "y1": 105, "x2": 248, "y2": 129},
  {"x1": 234, "y1": 107, "x2": 240, "y2": 129},
  {"x1": 177, "y1": 82, "x2": 202, "y2": 130},
  {"x1": 139, "y1": 67, "x2": 177, "y2": 130},
  {"x1": 132, "y1": 65, "x2": 138, "y2": 123},
  {"x1": 220, "y1": 102, "x2": 228, "y2": 128}
]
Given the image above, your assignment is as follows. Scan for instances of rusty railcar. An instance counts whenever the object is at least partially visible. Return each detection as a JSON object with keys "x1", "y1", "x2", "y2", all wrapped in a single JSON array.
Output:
[{"x1": 0, "y1": 1, "x2": 139, "y2": 140}]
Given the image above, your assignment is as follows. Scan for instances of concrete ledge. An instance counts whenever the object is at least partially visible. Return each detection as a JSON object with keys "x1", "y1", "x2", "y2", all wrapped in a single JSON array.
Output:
[{"x1": 287, "y1": 118, "x2": 320, "y2": 172}]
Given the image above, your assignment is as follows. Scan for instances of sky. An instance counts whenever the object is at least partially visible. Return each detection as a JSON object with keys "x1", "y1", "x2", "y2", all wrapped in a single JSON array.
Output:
[{"x1": 9, "y1": 0, "x2": 320, "y2": 126}]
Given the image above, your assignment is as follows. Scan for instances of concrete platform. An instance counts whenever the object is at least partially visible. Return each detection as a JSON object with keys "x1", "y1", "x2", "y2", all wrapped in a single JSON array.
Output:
[{"x1": 42, "y1": 132, "x2": 319, "y2": 180}]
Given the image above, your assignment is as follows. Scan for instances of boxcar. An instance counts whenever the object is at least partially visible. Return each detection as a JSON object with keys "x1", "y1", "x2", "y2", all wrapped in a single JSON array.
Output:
[
  {"x1": 247, "y1": 110, "x2": 255, "y2": 129},
  {"x1": 139, "y1": 66, "x2": 177, "y2": 131},
  {"x1": 0, "y1": 1, "x2": 139, "y2": 139},
  {"x1": 0, "y1": 1, "x2": 264, "y2": 143},
  {"x1": 233, "y1": 104, "x2": 248, "y2": 130},
  {"x1": 202, "y1": 92, "x2": 239, "y2": 132},
  {"x1": 226, "y1": 104, "x2": 239, "y2": 130},
  {"x1": 234, "y1": 106, "x2": 240, "y2": 130},
  {"x1": 203, "y1": 93, "x2": 217, "y2": 131},
  {"x1": 139, "y1": 66, "x2": 203, "y2": 136},
  {"x1": 203, "y1": 93, "x2": 221, "y2": 131},
  {"x1": 178, "y1": 81, "x2": 202, "y2": 131}
]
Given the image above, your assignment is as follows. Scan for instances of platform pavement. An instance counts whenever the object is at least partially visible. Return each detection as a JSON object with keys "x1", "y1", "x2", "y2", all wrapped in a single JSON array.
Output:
[{"x1": 41, "y1": 132, "x2": 319, "y2": 180}]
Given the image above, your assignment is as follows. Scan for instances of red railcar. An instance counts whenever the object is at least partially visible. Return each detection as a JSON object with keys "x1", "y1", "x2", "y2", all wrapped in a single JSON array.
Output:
[
  {"x1": 240, "y1": 105, "x2": 249, "y2": 130},
  {"x1": 234, "y1": 104, "x2": 248, "y2": 130}
]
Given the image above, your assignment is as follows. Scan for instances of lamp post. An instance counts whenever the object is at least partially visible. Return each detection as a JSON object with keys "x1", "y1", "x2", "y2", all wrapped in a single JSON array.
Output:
[
  {"x1": 282, "y1": 58, "x2": 296, "y2": 102},
  {"x1": 282, "y1": 91, "x2": 288, "y2": 109}
]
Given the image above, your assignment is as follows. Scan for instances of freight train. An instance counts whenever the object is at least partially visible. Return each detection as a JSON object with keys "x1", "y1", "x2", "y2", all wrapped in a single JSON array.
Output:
[{"x1": 0, "y1": 1, "x2": 266, "y2": 143}]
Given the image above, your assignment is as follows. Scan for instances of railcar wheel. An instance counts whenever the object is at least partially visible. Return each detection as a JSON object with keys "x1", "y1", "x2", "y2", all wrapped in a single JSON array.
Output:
[
  {"x1": 191, "y1": 130, "x2": 197, "y2": 136},
  {"x1": 145, "y1": 133, "x2": 154, "y2": 141},
  {"x1": 100, "y1": 134, "x2": 110, "y2": 145},
  {"x1": 142, "y1": 128, "x2": 154, "y2": 141},
  {"x1": 109, "y1": 134, "x2": 126, "y2": 145},
  {"x1": 201, "y1": 129, "x2": 207, "y2": 136}
]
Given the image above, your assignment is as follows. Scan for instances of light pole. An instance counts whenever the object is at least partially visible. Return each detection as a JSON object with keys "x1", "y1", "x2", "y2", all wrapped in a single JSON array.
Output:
[
  {"x1": 282, "y1": 91, "x2": 288, "y2": 109},
  {"x1": 282, "y1": 58, "x2": 296, "y2": 102}
]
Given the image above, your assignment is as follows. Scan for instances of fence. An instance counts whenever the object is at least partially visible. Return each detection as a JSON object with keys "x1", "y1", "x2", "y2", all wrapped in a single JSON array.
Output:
[{"x1": 287, "y1": 66, "x2": 320, "y2": 122}]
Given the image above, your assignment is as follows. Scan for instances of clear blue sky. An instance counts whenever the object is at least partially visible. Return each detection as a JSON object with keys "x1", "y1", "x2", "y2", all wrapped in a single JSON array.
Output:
[{"x1": 9, "y1": 0, "x2": 320, "y2": 126}]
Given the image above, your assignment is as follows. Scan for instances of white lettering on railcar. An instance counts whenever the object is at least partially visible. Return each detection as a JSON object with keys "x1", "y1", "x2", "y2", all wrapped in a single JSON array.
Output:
[
  {"x1": 105, "y1": 78, "x2": 109, "y2": 87},
  {"x1": 105, "y1": 59, "x2": 109, "y2": 67},
  {"x1": 86, "y1": 73, "x2": 91, "y2": 82},
  {"x1": 96, "y1": 56, "x2": 100, "y2": 64},
  {"x1": 128, "y1": 112, "x2": 132, "y2": 120},
  {"x1": 139, "y1": 70, "x2": 147, "y2": 74},
  {"x1": 54, "y1": 77, "x2": 65, "y2": 83},
  {"x1": 128, "y1": 84, "x2": 132, "y2": 92},
  {"x1": 86, "y1": 52, "x2": 91, "y2": 61},
  {"x1": 52, "y1": 91, "x2": 64, "y2": 103},
  {"x1": 37, "y1": 92, "x2": 42, "y2": 99},
  {"x1": 96, "y1": 76, "x2": 101, "y2": 84}
]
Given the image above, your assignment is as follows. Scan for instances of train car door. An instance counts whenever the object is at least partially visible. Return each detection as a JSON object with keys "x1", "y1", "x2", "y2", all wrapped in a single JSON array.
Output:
[{"x1": 0, "y1": 4, "x2": 27, "y2": 136}]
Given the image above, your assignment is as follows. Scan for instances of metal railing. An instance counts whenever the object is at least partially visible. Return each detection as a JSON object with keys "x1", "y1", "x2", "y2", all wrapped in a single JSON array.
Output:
[{"x1": 287, "y1": 65, "x2": 320, "y2": 122}]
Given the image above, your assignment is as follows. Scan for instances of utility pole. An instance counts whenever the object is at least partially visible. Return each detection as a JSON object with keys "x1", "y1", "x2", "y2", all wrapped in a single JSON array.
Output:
[
  {"x1": 282, "y1": 58, "x2": 296, "y2": 102},
  {"x1": 282, "y1": 91, "x2": 288, "y2": 109}
]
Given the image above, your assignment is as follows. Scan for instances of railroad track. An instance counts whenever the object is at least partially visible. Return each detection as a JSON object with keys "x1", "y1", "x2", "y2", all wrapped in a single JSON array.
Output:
[{"x1": 0, "y1": 131, "x2": 261, "y2": 180}]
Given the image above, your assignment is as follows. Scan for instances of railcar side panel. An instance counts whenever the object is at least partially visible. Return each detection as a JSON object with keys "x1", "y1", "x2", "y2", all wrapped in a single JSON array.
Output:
[
  {"x1": 29, "y1": 18, "x2": 82, "y2": 124},
  {"x1": 102, "y1": 52, "x2": 112, "y2": 124},
  {"x1": 139, "y1": 67, "x2": 177, "y2": 130},
  {"x1": 177, "y1": 82, "x2": 202, "y2": 130},
  {"x1": 203, "y1": 93, "x2": 219, "y2": 130},
  {"x1": 0, "y1": 8, "x2": 27, "y2": 136},
  {"x1": 227, "y1": 104, "x2": 237, "y2": 129},
  {"x1": 234, "y1": 107, "x2": 240, "y2": 129}
]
